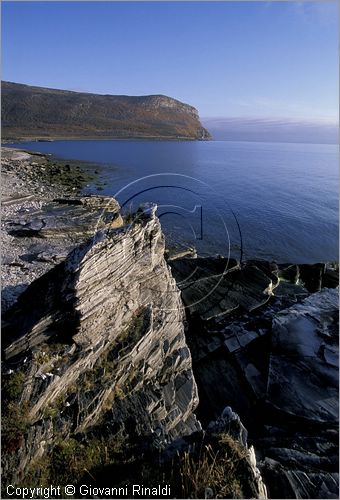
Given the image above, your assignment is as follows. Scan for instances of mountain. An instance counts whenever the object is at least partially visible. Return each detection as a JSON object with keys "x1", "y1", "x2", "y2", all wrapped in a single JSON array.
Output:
[{"x1": 1, "y1": 81, "x2": 211, "y2": 140}]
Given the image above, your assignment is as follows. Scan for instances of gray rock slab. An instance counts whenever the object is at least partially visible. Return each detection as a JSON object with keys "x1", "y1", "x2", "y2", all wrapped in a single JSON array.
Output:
[{"x1": 267, "y1": 288, "x2": 339, "y2": 424}]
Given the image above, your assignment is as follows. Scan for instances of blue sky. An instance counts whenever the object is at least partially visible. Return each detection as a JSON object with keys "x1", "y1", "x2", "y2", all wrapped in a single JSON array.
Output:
[{"x1": 2, "y1": 1, "x2": 338, "y2": 123}]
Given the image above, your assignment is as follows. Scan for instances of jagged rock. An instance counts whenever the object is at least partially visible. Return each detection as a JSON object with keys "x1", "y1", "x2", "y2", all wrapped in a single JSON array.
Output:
[
  {"x1": 248, "y1": 260, "x2": 279, "y2": 284},
  {"x1": 2, "y1": 206, "x2": 200, "y2": 483},
  {"x1": 7, "y1": 196, "x2": 122, "y2": 239},
  {"x1": 110, "y1": 212, "x2": 124, "y2": 228},
  {"x1": 2, "y1": 195, "x2": 124, "y2": 313},
  {"x1": 208, "y1": 406, "x2": 248, "y2": 447},
  {"x1": 137, "y1": 201, "x2": 158, "y2": 218},
  {"x1": 158, "y1": 405, "x2": 267, "y2": 499},
  {"x1": 273, "y1": 280, "x2": 309, "y2": 300},
  {"x1": 248, "y1": 289, "x2": 338, "y2": 499},
  {"x1": 275, "y1": 262, "x2": 338, "y2": 296},
  {"x1": 170, "y1": 257, "x2": 239, "y2": 284},
  {"x1": 54, "y1": 196, "x2": 120, "y2": 211},
  {"x1": 166, "y1": 247, "x2": 197, "y2": 261},
  {"x1": 35, "y1": 251, "x2": 68, "y2": 263},
  {"x1": 207, "y1": 407, "x2": 267, "y2": 499},
  {"x1": 276, "y1": 263, "x2": 339, "y2": 295}
]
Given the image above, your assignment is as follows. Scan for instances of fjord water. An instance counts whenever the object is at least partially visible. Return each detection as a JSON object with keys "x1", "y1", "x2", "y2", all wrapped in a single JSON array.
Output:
[{"x1": 9, "y1": 140, "x2": 338, "y2": 263}]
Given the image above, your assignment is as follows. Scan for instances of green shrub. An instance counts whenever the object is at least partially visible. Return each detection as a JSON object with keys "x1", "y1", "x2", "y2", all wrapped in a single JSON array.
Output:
[
  {"x1": 2, "y1": 402, "x2": 30, "y2": 452},
  {"x1": 27, "y1": 432, "x2": 129, "y2": 487},
  {"x1": 3, "y1": 370, "x2": 25, "y2": 401}
]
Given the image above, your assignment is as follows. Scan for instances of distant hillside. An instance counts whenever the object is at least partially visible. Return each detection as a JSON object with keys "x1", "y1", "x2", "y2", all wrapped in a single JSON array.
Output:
[{"x1": 1, "y1": 81, "x2": 211, "y2": 141}]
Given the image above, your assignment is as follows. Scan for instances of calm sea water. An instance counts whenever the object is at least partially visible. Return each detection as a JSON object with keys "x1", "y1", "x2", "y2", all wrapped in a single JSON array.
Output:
[{"x1": 7, "y1": 140, "x2": 338, "y2": 263}]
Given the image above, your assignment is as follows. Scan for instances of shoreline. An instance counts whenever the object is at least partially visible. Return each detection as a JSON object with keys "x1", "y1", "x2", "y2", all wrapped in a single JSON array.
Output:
[
  {"x1": 2, "y1": 134, "x2": 210, "y2": 144},
  {"x1": 1, "y1": 146, "x2": 339, "y2": 268},
  {"x1": 3, "y1": 136, "x2": 338, "y2": 147},
  {"x1": 1, "y1": 147, "x2": 105, "y2": 311}
]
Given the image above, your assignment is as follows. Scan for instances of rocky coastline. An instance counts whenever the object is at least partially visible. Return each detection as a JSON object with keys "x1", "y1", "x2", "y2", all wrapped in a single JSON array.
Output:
[
  {"x1": 169, "y1": 257, "x2": 338, "y2": 498},
  {"x1": 1, "y1": 148, "x2": 338, "y2": 499},
  {"x1": 1, "y1": 147, "x2": 107, "y2": 312}
]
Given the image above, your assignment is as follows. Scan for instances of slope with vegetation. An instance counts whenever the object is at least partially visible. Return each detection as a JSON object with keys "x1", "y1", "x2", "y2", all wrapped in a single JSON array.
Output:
[{"x1": 2, "y1": 81, "x2": 211, "y2": 140}]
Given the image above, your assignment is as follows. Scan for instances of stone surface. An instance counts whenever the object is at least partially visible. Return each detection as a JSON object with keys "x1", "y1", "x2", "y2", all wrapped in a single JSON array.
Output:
[
  {"x1": 267, "y1": 288, "x2": 338, "y2": 424},
  {"x1": 170, "y1": 258, "x2": 278, "y2": 320},
  {"x1": 322, "y1": 267, "x2": 339, "y2": 289},
  {"x1": 260, "y1": 457, "x2": 339, "y2": 499},
  {"x1": 2, "y1": 208, "x2": 200, "y2": 484},
  {"x1": 180, "y1": 273, "x2": 339, "y2": 499}
]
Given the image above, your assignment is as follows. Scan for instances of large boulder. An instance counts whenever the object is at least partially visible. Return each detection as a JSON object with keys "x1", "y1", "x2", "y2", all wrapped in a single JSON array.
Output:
[{"x1": 2, "y1": 206, "x2": 200, "y2": 484}]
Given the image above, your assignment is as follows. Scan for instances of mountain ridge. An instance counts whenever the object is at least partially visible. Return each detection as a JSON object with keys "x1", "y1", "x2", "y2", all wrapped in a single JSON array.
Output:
[{"x1": 2, "y1": 81, "x2": 211, "y2": 140}]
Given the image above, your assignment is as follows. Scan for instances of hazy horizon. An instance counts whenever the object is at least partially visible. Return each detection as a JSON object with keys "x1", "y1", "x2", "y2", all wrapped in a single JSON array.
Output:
[{"x1": 202, "y1": 116, "x2": 339, "y2": 145}]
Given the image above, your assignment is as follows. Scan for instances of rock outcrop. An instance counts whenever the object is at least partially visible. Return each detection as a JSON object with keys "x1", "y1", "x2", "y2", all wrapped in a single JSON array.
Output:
[
  {"x1": 171, "y1": 256, "x2": 339, "y2": 499},
  {"x1": 206, "y1": 406, "x2": 267, "y2": 499},
  {"x1": 2, "y1": 81, "x2": 211, "y2": 140},
  {"x1": 2, "y1": 205, "x2": 200, "y2": 484},
  {"x1": 157, "y1": 405, "x2": 267, "y2": 499},
  {"x1": 260, "y1": 288, "x2": 339, "y2": 499},
  {"x1": 173, "y1": 258, "x2": 278, "y2": 320}
]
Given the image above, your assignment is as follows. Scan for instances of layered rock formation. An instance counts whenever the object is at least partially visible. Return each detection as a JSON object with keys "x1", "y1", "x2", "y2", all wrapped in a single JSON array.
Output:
[
  {"x1": 2, "y1": 204, "x2": 201, "y2": 484},
  {"x1": 169, "y1": 256, "x2": 339, "y2": 498},
  {"x1": 2, "y1": 81, "x2": 211, "y2": 140}
]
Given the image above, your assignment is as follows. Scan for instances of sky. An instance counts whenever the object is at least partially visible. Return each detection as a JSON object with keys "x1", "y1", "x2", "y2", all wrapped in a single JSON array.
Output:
[{"x1": 2, "y1": 1, "x2": 339, "y2": 127}]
